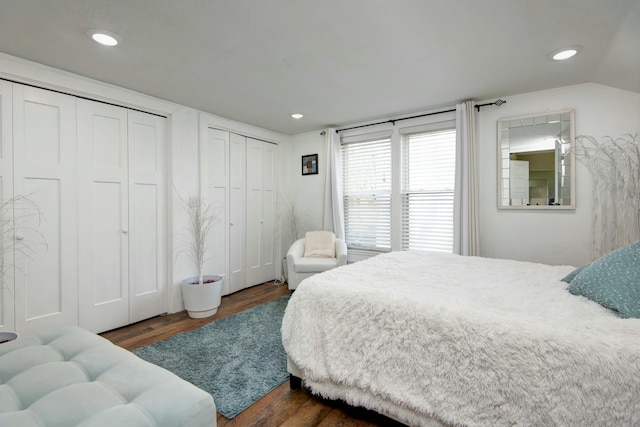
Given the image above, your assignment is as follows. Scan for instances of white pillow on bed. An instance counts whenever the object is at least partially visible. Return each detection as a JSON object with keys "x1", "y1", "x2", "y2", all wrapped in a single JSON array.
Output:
[{"x1": 304, "y1": 231, "x2": 336, "y2": 258}]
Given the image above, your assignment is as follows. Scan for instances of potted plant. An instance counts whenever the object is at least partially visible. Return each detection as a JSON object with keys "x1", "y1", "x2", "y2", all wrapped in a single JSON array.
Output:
[{"x1": 177, "y1": 192, "x2": 223, "y2": 318}]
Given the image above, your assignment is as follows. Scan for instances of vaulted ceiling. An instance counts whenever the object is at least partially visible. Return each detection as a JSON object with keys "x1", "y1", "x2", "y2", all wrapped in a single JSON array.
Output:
[{"x1": 0, "y1": 0, "x2": 637, "y2": 135}]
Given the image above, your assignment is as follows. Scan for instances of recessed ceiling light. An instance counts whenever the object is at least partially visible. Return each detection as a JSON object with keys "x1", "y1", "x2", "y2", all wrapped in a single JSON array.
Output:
[
  {"x1": 291, "y1": 113, "x2": 303, "y2": 119},
  {"x1": 87, "y1": 29, "x2": 121, "y2": 46},
  {"x1": 548, "y1": 47, "x2": 581, "y2": 61}
]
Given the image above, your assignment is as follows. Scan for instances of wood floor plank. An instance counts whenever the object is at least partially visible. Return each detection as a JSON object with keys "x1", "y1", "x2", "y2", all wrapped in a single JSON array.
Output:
[
  {"x1": 221, "y1": 382, "x2": 311, "y2": 427},
  {"x1": 100, "y1": 281, "x2": 405, "y2": 426},
  {"x1": 280, "y1": 396, "x2": 334, "y2": 427}
]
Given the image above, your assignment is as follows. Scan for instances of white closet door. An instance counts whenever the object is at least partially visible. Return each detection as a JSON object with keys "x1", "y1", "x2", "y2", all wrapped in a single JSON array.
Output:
[
  {"x1": 201, "y1": 128, "x2": 229, "y2": 292},
  {"x1": 78, "y1": 103, "x2": 166, "y2": 332},
  {"x1": 260, "y1": 141, "x2": 277, "y2": 283},
  {"x1": 0, "y1": 81, "x2": 14, "y2": 331},
  {"x1": 262, "y1": 142, "x2": 279, "y2": 282},
  {"x1": 246, "y1": 139, "x2": 277, "y2": 286},
  {"x1": 13, "y1": 84, "x2": 78, "y2": 335},
  {"x1": 77, "y1": 99, "x2": 129, "y2": 333},
  {"x1": 128, "y1": 110, "x2": 167, "y2": 324},
  {"x1": 246, "y1": 139, "x2": 262, "y2": 286},
  {"x1": 228, "y1": 133, "x2": 246, "y2": 294}
]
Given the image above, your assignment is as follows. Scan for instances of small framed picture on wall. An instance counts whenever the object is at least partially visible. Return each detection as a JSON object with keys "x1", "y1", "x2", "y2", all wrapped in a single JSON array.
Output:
[{"x1": 302, "y1": 153, "x2": 318, "y2": 175}]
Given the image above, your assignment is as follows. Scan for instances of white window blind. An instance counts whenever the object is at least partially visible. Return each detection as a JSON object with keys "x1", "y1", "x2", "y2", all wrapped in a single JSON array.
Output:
[
  {"x1": 401, "y1": 128, "x2": 456, "y2": 252},
  {"x1": 341, "y1": 135, "x2": 392, "y2": 251}
]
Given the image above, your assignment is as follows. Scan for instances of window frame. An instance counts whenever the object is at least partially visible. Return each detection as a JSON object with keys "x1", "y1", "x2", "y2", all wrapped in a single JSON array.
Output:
[
  {"x1": 339, "y1": 111, "x2": 457, "y2": 262},
  {"x1": 400, "y1": 124, "x2": 457, "y2": 252},
  {"x1": 339, "y1": 113, "x2": 457, "y2": 259},
  {"x1": 341, "y1": 130, "x2": 393, "y2": 252}
]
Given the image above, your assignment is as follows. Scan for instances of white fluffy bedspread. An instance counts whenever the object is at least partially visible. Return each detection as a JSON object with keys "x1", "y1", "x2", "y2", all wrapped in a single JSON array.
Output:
[{"x1": 281, "y1": 251, "x2": 640, "y2": 427}]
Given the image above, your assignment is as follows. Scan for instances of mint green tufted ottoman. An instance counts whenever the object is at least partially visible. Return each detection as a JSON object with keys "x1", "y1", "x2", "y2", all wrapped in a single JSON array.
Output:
[{"x1": 0, "y1": 326, "x2": 216, "y2": 426}]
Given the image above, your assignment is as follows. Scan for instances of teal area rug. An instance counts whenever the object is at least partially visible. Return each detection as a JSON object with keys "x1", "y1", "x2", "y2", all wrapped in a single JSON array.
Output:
[{"x1": 134, "y1": 296, "x2": 290, "y2": 419}]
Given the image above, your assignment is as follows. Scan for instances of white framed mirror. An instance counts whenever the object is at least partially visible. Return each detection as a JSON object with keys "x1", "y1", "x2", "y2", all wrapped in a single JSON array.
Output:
[{"x1": 498, "y1": 109, "x2": 575, "y2": 209}]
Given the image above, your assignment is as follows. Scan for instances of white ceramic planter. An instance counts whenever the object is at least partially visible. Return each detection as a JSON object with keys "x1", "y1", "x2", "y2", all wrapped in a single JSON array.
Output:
[
  {"x1": 181, "y1": 275, "x2": 223, "y2": 318},
  {"x1": 0, "y1": 331, "x2": 19, "y2": 344}
]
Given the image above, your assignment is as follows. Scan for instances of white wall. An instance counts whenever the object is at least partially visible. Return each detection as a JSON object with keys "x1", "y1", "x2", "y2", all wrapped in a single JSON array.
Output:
[
  {"x1": 284, "y1": 83, "x2": 640, "y2": 267},
  {"x1": 478, "y1": 83, "x2": 640, "y2": 266},
  {"x1": 279, "y1": 130, "x2": 326, "y2": 254},
  {"x1": 168, "y1": 107, "x2": 200, "y2": 312}
]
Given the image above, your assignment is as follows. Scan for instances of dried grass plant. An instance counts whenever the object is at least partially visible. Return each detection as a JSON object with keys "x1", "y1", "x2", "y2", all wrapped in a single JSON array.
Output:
[
  {"x1": 1, "y1": 195, "x2": 47, "y2": 289},
  {"x1": 275, "y1": 194, "x2": 311, "y2": 284},
  {"x1": 176, "y1": 192, "x2": 222, "y2": 285},
  {"x1": 277, "y1": 194, "x2": 311, "y2": 249},
  {"x1": 575, "y1": 133, "x2": 640, "y2": 258}
]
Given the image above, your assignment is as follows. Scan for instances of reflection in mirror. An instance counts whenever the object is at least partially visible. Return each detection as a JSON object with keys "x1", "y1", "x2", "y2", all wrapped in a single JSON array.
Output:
[{"x1": 498, "y1": 110, "x2": 575, "y2": 209}]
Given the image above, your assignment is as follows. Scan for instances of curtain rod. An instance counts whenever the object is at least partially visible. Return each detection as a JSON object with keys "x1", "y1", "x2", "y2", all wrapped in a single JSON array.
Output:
[
  {"x1": 474, "y1": 99, "x2": 506, "y2": 111},
  {"x1": 335, "y1": 99, "x2": 506, "y2": 133},
  {"x1": 335, "y1": 108, "x2": 455, "y2": 133}
]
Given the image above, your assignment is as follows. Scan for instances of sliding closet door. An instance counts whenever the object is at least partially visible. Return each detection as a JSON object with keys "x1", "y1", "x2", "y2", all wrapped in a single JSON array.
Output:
[
  {"x1": 77, "y1": 99, "x2": 130, "y2": 333},
  {"x1": 246, "y1": 138, "x2": 277, "y2": 286},
  {"x1": 128, "y1": 110, "x2": 167, "y2": 323},
  {"x1": 0, "y1": 81, "x2": 14, "y2": 331},
  {"x1": 13, "y1": 84, "x2": 78, "y2": 335}
]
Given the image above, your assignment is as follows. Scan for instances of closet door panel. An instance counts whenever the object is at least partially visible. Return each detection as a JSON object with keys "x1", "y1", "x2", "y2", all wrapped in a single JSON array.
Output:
[
  {"x1": 77, "y1": 99, "x2": 129, "y2": 333},
  {"x1": 202, "y1": 128, "x2": 229, "y2": 293},
  {"x1": 260, "y1": 142, "x2": 276, "y2": 279},
  {"x1": 13, "y1": 85, "x2": 78, "y2": 335},
  {"x1": 209, "y1": 186, "x2": 226, "y2": 274},
  {"x1": 0, "y1": 81, "x2": 14, "y2": 331},
  {"x1": 131, "y1": 184, "x2": 158, "y2": 296},
  {"x1": 260, "y1": 188, "x2": 275, "y2": 275},
  {"x1": 93, "y1": 182, "x2": 125, "y2": 303},
  {"x1": 246, "y1": 139, "x2": 277, "y2": 286},
  {"x1": 245, "y1": 139, "x2": 262, "y2": 286},
  {"x1": 228, "y1": 133, "x2": 246, "y2": 294},
  {"x1": 128, "y1": 111, "x2": 166, "y2": 323},
  {"x1": 23, "y1": 180, "x2": 62, "y2": 317}
]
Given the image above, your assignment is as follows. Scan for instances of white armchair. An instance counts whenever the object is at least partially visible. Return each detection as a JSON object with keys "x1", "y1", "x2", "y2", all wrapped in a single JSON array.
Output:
[{"x1": 286, "y1": 231, "x2": 347, "y2": 290}]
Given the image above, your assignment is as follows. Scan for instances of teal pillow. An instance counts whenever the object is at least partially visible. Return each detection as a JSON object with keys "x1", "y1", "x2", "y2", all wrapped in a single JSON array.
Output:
[
  {"x1": 561, "y1": 263, "x2": 590, "y2": 284},
  {"x1": 567, "y1": 241, "x2": 640, "y2": 318}
]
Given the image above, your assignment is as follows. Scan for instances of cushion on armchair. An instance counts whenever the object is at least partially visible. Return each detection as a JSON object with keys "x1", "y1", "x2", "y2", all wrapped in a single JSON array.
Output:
[
  {"x1": 304, "y1": 231, "x2": 336, "y2": 258},
  {"x1": 294, "y1": 257, "x2": 339, "y2": 273}
]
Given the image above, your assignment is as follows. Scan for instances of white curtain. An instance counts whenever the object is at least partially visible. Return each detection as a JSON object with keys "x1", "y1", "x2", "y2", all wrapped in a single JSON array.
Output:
[
  {"x1": 322, "y1": 128, "x2": 345, "y2": 239},
  {"x1": 453, "y1": 101, "x2": 479, "y2": 255}
]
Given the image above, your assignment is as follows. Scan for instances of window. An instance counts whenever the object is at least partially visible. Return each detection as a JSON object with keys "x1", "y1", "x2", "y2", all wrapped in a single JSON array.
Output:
[
  {"x1": 341, "y1": 133, "x2": 392, "y2": 251},
  {"x1": 401, "y1": 128, "x2": 456, "y2": 252},
  {"x1": 340, "y1": 117, "x2": 457, "y2": 257}
]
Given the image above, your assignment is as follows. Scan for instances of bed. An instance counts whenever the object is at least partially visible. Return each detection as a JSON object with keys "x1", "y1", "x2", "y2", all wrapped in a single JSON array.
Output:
[{"x1": 281, "y1": 249, "x2": 640, "y2": 426}]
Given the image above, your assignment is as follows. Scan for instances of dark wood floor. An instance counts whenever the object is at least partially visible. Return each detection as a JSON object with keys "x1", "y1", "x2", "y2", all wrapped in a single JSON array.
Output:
[{"x1": 101, "y1": 281, "x2": 405, "y2": 427}]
